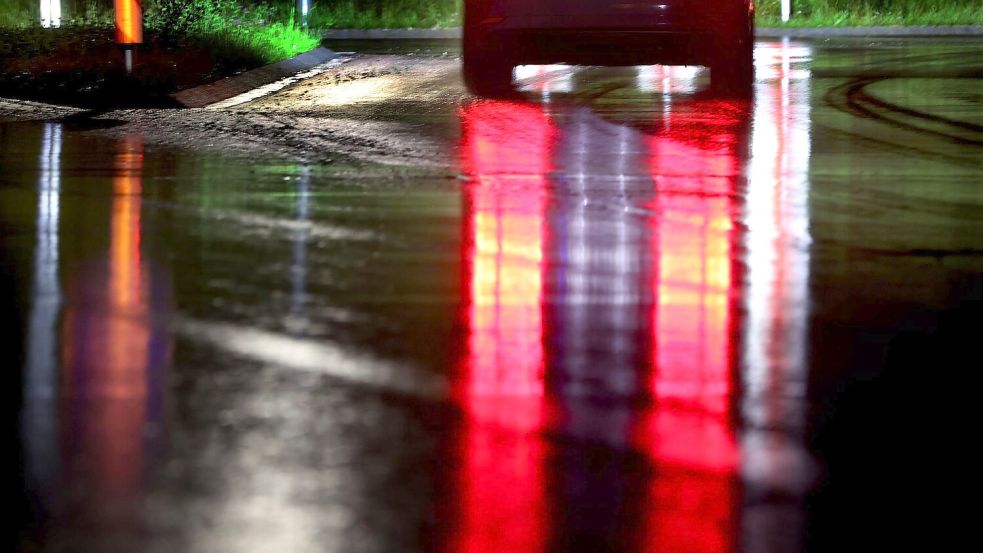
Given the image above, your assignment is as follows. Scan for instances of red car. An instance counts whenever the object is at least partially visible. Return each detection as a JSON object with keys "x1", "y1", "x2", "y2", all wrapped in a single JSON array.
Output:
[{"x1": 462, "y1": 0, "x2": 755, "y2": 96}]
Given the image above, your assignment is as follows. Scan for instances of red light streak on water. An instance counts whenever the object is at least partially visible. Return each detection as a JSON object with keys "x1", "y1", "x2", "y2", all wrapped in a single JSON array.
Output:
[
  {"x1": 454, "y1": 96, "x2": 747, "y2": 553},
  {"x1": 635, "y1": 102, "x2": 743, "y2": 553},
  {"x1": 451, "y1": 101, "x2": 556, "y2": 553}
]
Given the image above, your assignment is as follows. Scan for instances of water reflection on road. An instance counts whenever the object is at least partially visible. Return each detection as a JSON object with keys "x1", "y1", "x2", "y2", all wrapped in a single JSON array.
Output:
[
  {"x1": 20, "y1": 124, "x2": 173, "y2": 539},
  {"x1": 23, "y1": 122, "x2": 62, "y2": 514},
  {"x1": 8, "y1": 37, "x2": 981, "y2": 553},
  {"x1": 448, "y1": 41, "x2": 812, "y2": 553}
]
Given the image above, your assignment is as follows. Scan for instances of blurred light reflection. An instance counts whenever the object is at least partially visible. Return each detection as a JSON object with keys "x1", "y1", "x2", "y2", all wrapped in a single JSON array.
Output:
[
  {"x1": 451, "y1": 101, "x2": 552, "y2": 553},
  {"x1": 640, "y1": 96, "x2": 743, "y2": 553},
  {"x1": 288, "y1": 166, "x2": 312, "y2": 331},
  {"x1": 23, "y1": 122, "x2": 63, "y2": 508},
  {"x1": 454, "y1": 45, "x2": 814, "y2": 551},
  {"x1": 455, "y1": 89, "x2": 747, "y2": 551},
  {"x1": 643, "y1": 109, "x2": 740, "y2": 479},
  {"x1": 514, "y1": 65, "x2": 574, "y2": 97},
  {"x1": 742, "y1": 40, "x2": 815, "y2": 498},
  {"x1": 59, "y1": 134, "x2": 171, "y2": 499}
]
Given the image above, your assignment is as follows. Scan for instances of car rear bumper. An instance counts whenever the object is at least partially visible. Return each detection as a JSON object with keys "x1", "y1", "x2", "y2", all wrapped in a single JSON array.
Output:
[
  {"x1": 465, "y1": 1, "x2": 750, "y2": 66},
  {"x1": 485, "y1": 11, "x2": 728, "y2": 32},
  {"x1": 480, "y1": 28, "x2": 719, "y2": 66}
]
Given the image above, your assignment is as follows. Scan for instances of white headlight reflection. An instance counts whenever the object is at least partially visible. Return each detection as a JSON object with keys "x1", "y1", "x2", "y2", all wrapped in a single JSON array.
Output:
[
  {"x1": 514, "y1": 64, "x2": 575, "y2": 95},
  {"x1": 310, "y1": 75, "x2": 399, "y2": 106},
  {"x1": 635, "y1": 64, "x2": 704, "y2": 94},
  {"x1": 173, "y1": 317, "x2": 448, "y2": 399},
  {"x1": 23, "y1": 122, "x2": 63, "y2": 498},
  {"x1": 741, "y1": 37, "x2": 816, "y2": 499}
]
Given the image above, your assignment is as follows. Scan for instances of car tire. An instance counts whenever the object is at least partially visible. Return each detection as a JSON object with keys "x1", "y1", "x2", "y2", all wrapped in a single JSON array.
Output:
[
  {"x1": 462, "y1": 7, "x2": 515, "y2": 99},
  {"x1": 462, "y1": 45, "x2": 515, "y2": 98},
  {"x1": 710, "y1": 14, "x2": 754, "y2": 96}
]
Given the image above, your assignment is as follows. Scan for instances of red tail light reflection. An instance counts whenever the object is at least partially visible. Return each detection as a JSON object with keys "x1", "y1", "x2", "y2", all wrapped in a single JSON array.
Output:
[
  {"x1": 645, "y1": 100, "x2": 742, "y2": 464},
  {"x1": 453, "y1": 96, "x2": 747, "y2": 552},
  {"x1": 450, "y1": 102, "x2": 555, "y2": 553},
  {"x1": 640, "y1": 100, "x2": 744, "y2": 553}
]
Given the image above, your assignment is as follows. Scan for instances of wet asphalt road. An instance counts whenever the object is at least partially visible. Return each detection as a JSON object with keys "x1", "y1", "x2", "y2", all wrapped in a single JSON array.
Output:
[{"x1": 3, "y1": 37, "x2": 982, "y2": 552}]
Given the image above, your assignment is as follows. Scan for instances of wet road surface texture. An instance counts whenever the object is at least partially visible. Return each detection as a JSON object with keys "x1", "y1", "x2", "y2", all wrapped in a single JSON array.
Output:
[{"x1": 3, "y1": 37, "x2": 982, "y2": 552}]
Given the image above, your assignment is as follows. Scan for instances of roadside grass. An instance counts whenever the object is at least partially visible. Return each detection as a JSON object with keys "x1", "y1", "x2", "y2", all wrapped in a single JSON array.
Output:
[
  {"x1": 0, "y1": 0, "x2": 318, "y2": 106},
  {"x1": 306, "y1": 0, "x2": 459, "y2": 29},
  {"x1": 1, "y1": 1, "x2": 318, "y2": 65},
  {"x1": 755, "y1": 0, "x2": 983, "y2": 26},
  {"x1": 303, "y1": 0, "x2": 980, "y2": 28},
  {"x1": 3, "y1": 0, "x2": 979, "y2": 35},
  {"x1": 160, "y1": 4, "x2": 320, "y2": 65},
  {"x1": 147, "y1": 1, "x2": 318, "y2": 63}
]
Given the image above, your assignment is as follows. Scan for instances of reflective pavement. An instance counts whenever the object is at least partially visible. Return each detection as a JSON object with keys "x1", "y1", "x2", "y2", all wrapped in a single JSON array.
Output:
[{"x1": 3, "y1": 38, "x2": 982, "y2": 552}]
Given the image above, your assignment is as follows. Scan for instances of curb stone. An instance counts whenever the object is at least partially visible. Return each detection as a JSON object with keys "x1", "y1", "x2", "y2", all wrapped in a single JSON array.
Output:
[{"x1": 172, "y1": 47, "x2": 339, "y2": 108}]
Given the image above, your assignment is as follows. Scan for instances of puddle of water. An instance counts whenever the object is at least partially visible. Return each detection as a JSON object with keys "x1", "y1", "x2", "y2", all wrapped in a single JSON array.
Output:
[{"x1": 4, "y1": 38, "x2": 982, "y2": 553}]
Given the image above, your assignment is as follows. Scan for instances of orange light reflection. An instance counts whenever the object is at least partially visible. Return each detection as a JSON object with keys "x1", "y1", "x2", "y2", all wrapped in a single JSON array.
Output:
[{"x1": 60, "y1": 135, "x2": 149, "y2": 496}]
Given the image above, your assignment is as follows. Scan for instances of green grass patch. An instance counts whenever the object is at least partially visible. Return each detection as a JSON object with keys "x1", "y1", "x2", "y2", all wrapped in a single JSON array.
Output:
[
  {"x1": 298, "y1": 0, "x2": 979, "y2": 29},
  {"x1": 147, "y1": 1, "x2": 319, "y2": 63},
  {"x1": 4, "y1": 0, "x2": 978, "y2": 35},
  {"x1": 755, "y1": 0, "x2": 983, "y2": 26},
  {"x1": 0, "y1": 0, "x2": 319, "y2": 106},
  {"x1": 306, "y1": 0, "x2": 460, "y2": 29},
  {"x1": 1, "y1": 1, "x2": 319, "y2": 64}
]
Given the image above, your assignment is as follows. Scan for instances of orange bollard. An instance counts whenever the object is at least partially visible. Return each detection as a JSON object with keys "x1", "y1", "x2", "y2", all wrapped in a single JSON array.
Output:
[
  {"x1": 115, "y1": 0, "x2": 143, "y2": 74},
  {"x1": 115, "y1": 0, "x2": 143, "y2": 45}
]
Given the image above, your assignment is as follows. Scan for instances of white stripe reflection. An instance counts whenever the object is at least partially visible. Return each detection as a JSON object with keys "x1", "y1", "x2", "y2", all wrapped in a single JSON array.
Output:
[
  {"x1": 742, "y1": 39, "x2": 816, "y2": 492},
  {"x1": 174, "y1": 317, "x2": 448, "y2": 399},
  {"x1": 23, "y1": 122, "x2": 64, "y2": 499}
]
